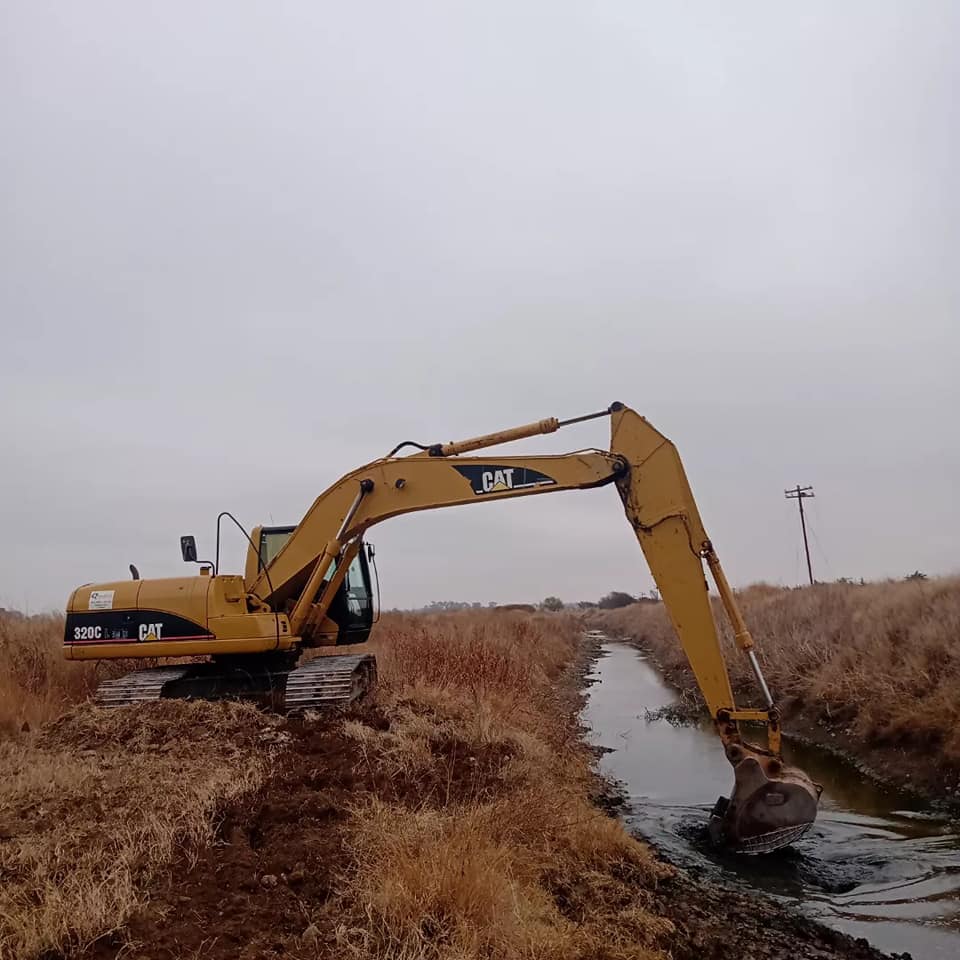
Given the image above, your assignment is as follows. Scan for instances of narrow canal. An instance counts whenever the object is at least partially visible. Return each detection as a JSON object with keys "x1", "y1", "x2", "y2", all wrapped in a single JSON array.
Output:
[{"x1": 583, "y1": 640, "x2": 960, "y2": 960}]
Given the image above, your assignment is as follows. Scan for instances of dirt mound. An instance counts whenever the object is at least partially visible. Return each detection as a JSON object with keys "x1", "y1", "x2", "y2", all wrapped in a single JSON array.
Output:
[
  {"x1": 0, "y1": 701, "x2": 281, "y2": 960},
  {"x1": 82, "y1": 698, "x2": 899, "y2": 960},
  {"x1": 39, "y1": 699, "x2": 285, "y2": 753},
  {"x1": 87, "y1": 702, "x2": 511, "y2": 960}
]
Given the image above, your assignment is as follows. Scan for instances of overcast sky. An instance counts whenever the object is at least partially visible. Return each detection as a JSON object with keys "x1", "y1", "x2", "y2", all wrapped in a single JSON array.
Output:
[{"x1": 2, "y1": 2, "x2": 957, "y2": 612}]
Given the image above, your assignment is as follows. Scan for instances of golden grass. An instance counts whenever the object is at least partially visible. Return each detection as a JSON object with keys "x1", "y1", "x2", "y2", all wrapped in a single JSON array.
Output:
[
  {"x1": 0, "y1": 613, "x2": 90, "y2": 735},
  {"x1": 598, "y1": 577, "x2": 960, "y2": 763},
  {"x1": 0, "y1": 612, "x2": 286, "y2": 958},
  {"x1": 332, "y1": 611, "x2": 672, "y2": 960},
  {"x1": 340, "y1": 792, "x2": 670, "y2": 960},
  {"x1": 0, "y1": 613, "x2": 141, "y2": 737},
  {"x1": 0, "y1": 701, "x2": 281, "y2": 960},
  {"x1": 0, "y1": 608, "x2": 671, "y2": 960}
]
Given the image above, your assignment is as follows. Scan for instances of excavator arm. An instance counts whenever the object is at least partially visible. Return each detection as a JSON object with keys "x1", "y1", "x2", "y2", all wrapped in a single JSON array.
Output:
[
  {"x1": 249, "y1": 449, "x2": 624, "y2": 611},
  {"x1": 255, "y1": 404, "x2": 755, "y2": 744},
  {"x1": 249, "y1": 401, "x2": 820, "y2": 852}
]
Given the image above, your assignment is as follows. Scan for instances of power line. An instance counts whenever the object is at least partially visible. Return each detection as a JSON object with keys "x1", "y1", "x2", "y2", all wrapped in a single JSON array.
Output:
[
  {"x1": 785, "y1": 484, "x2": 815, "y2": 585},
  {"x1": 807, "y1": 521, "x2": 833, "y2": 579},
  {"x1": 807, "y1": 500, "x2": 834, "y2": 579}
]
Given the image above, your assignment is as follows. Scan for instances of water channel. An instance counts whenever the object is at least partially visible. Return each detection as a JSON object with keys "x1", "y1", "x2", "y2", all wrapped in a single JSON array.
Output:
[{"x1": 583, "y1": 639, "x2": 960, "y2": 960}]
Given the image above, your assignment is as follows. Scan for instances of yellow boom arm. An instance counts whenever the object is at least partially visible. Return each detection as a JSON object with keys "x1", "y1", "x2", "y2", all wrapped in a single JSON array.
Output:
[{"x1": 252, "y1": 402, "x2": 777, "y2": 752}]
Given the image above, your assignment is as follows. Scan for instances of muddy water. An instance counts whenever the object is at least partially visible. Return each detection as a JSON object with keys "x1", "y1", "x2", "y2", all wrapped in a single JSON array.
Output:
[{"x1": 584, "y1": 640, "x2": 960, "y2": 960}]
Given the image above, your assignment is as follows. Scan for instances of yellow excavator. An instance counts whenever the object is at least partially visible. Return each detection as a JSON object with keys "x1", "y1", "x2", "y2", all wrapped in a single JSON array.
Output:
[{"x1": 64, "y1": 402, "x2": 820, "y2": 853}]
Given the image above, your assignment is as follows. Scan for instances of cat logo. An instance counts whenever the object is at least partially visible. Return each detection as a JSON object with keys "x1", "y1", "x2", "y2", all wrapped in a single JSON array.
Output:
[
  {"x1": 482, "y1": 468, "x2": 515, "y2": 492},
  {"x1": 138, "y1": 622, "x2": 164, "y2": 642},
  {"x1": 452, "y1": 464, "x2": 557, "y2": 496}
]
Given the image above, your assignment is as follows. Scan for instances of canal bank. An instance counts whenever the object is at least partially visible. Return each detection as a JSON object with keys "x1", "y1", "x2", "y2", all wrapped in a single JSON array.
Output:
[
  {"x1": 595, "y1": 580, "x2": 960, "y2": 804},
  {"x1": 583, "y1": 638, "x2": 960, "y2": 960}
]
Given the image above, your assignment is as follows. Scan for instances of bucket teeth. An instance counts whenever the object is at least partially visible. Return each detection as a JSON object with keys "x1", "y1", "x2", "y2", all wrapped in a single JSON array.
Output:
[{"x1": 731, "y1": 822, "x2": 815, "y2": 854}]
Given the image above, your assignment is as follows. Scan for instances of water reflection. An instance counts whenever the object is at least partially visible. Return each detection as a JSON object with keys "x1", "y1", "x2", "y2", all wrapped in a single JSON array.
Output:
[{"x1": 583, "y1": 641, "x2": 960, "y2": 960}]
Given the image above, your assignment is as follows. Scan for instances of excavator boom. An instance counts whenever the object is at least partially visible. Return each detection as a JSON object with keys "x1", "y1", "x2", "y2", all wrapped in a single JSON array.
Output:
[{"x1": 64, "y1": 401, "x2": 820, "y2": 852}]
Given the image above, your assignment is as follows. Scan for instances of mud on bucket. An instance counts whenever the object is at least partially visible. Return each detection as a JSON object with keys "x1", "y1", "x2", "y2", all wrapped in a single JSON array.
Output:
[{"x1": 709, "y1": 742, "x2": 822, "y2": 855}]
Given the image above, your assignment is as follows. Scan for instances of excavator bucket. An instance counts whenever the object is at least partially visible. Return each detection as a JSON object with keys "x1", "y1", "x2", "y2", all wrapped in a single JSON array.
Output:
[{"x1": 709, "y1": 741, "x2": 822, "y2": 853}]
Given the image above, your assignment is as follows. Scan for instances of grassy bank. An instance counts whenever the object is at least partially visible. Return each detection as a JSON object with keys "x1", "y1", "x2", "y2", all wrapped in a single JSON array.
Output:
[
  {"x1": 0, "y1": 613, "x2": 144, "y2": 736},
  {"x1": 326, "y1": 612, "x2": 672, "y2": 960},
  {"x1": 597, "y1": 577, "x2": 960, "y2": 795},
  {"x1": 0, "y1": 609, "x2": 894, "y2": 960},
  {"x1": 0, "y1": 612, "x2": 94, "y2": 735},
  {"x1": 0, "y1": 610, "x2": 671, "y2": 960}
]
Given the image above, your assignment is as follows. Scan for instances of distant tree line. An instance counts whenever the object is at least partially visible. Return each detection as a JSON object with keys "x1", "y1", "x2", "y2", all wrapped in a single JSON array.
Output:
[
  {"x1": 538, "y1": 589, "x2": 660, "y2": 612},
  {"x1": 394, "y1": 571, "x2": 934, "y2": 614}
]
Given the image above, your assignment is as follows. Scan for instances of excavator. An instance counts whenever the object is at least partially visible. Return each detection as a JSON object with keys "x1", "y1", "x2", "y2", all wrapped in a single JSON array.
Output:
[{"x1": 64, "y1": 402, "x2": 821, "y2": 854}]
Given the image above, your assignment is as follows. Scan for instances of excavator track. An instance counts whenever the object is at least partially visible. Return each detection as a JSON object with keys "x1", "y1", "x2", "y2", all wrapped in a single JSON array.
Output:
[
  {"x1": 94, "y1": 666, "x2": 193, "y2": 707},
  {"x1": 284, "y1": 654, "x2": 377, "y2": 711},
  {"x1": 92, "y1": 655, "x2": 377, "y2": 711}
]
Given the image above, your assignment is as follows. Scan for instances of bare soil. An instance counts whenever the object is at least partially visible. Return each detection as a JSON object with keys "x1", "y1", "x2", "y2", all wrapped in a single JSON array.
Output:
[
  {"x1": 84, "y1": 705, "x2": 518, "y2": 960},
  {"x1": 81, "y1": 699, "x2": 900, "y2": 960}
]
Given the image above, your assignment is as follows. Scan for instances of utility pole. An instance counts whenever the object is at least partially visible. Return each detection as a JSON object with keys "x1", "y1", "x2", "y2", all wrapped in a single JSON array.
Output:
[{"x1": 784, "y1": 485, "x2": 815, "y2": 585}]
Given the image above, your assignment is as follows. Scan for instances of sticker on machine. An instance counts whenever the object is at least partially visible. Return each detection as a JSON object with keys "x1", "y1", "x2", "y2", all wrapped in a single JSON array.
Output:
[
  {"x1": 88, "y1": 590, "x2": 115, "y2": 611},
  {"x1": 452, "y1": 464, "x2": 557, "y2": 496}
]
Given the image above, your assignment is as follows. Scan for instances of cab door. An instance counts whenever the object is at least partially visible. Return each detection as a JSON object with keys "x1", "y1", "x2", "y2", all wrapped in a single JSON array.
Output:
[{"x1": 326, "y1": 547, "x2": 375, "y2": 644}]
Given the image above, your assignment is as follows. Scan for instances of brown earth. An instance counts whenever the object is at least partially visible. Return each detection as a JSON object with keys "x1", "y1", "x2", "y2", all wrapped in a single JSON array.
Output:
[
  {"x1": 82, "y1": 699, "x2": 899, "y2": 960},
  {"x1": 650, "y1": 873, "x2": 891, "y2": 960},
  {"x1": 2, "y1": 610, "x2": 908, "y2": 959},
  {"x1": 85, "y1": 705, "x2": 517, "y2": 960}
]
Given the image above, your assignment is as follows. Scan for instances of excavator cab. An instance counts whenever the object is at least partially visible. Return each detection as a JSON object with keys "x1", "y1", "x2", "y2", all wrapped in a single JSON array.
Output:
[
  {"x1": 245, "y1": 525, "x2": 377, "y2": 645},
  {"x1": 244, "y1": 524, "x2": 297, "y2": 582},
  {"x1": 324, "y1": 544, "x2": 376, "y2": 643}
]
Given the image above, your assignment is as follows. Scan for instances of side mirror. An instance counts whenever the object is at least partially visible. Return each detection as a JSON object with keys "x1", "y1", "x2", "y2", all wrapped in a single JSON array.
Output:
[{"x1": 180, "y1": 535, "x2": 198, "y2": 563}]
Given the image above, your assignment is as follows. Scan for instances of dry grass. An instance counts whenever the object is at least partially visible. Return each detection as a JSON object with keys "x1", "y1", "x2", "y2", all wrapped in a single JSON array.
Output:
[
  {"x1": 0, "y1": 608, "x2": 671, "y2": 960},
  {"x1": 0, "y1": 612, "x2": 142, "y2": 737},
  {"x1": 0, "y1": 613, "x2": 91, "y2": 735},
  {"x1": 0, "y1": 611, "x2": 282, "y2": 959},
  {"x1": 0, "y1": 701, "x2": 282, "y2": 960},
  {"x1": 332, "y1": 611, "x2": 672, "y2": 960},
  {"x1": 598, "y1": 577, "x2": 960, "y2": 764},
  {"x1": 340, "y1": 792, "x2": 669, "y2": 960}
]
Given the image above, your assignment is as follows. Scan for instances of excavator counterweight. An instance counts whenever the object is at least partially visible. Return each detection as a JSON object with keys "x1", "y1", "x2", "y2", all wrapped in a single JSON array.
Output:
[{"x1": 64, "y1": 402, "x2": 820, "y2": 852}]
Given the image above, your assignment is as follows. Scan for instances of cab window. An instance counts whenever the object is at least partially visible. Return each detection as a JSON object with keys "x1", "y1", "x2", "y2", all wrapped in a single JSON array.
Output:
[
  {"x1": 258, "y1": 525, "x2": 296, "y2": 572},
  {"x1": 343, "y1": 552, "x2": 372, "y2": 622}
]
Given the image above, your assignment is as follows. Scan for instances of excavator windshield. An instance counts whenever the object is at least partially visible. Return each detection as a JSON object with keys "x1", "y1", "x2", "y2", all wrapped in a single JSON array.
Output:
[
  {"x1": 257, "y1": 526, "x2": 297, "y2": 572},
  {"x1": 256, "y1": 525, "x2": 376, "y2": 642}
]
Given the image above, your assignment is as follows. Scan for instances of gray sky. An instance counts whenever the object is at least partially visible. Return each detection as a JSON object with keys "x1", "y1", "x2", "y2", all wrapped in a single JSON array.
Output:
[{"x1": 2, "y1": 2, "x2": 957, "y2": 612}]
